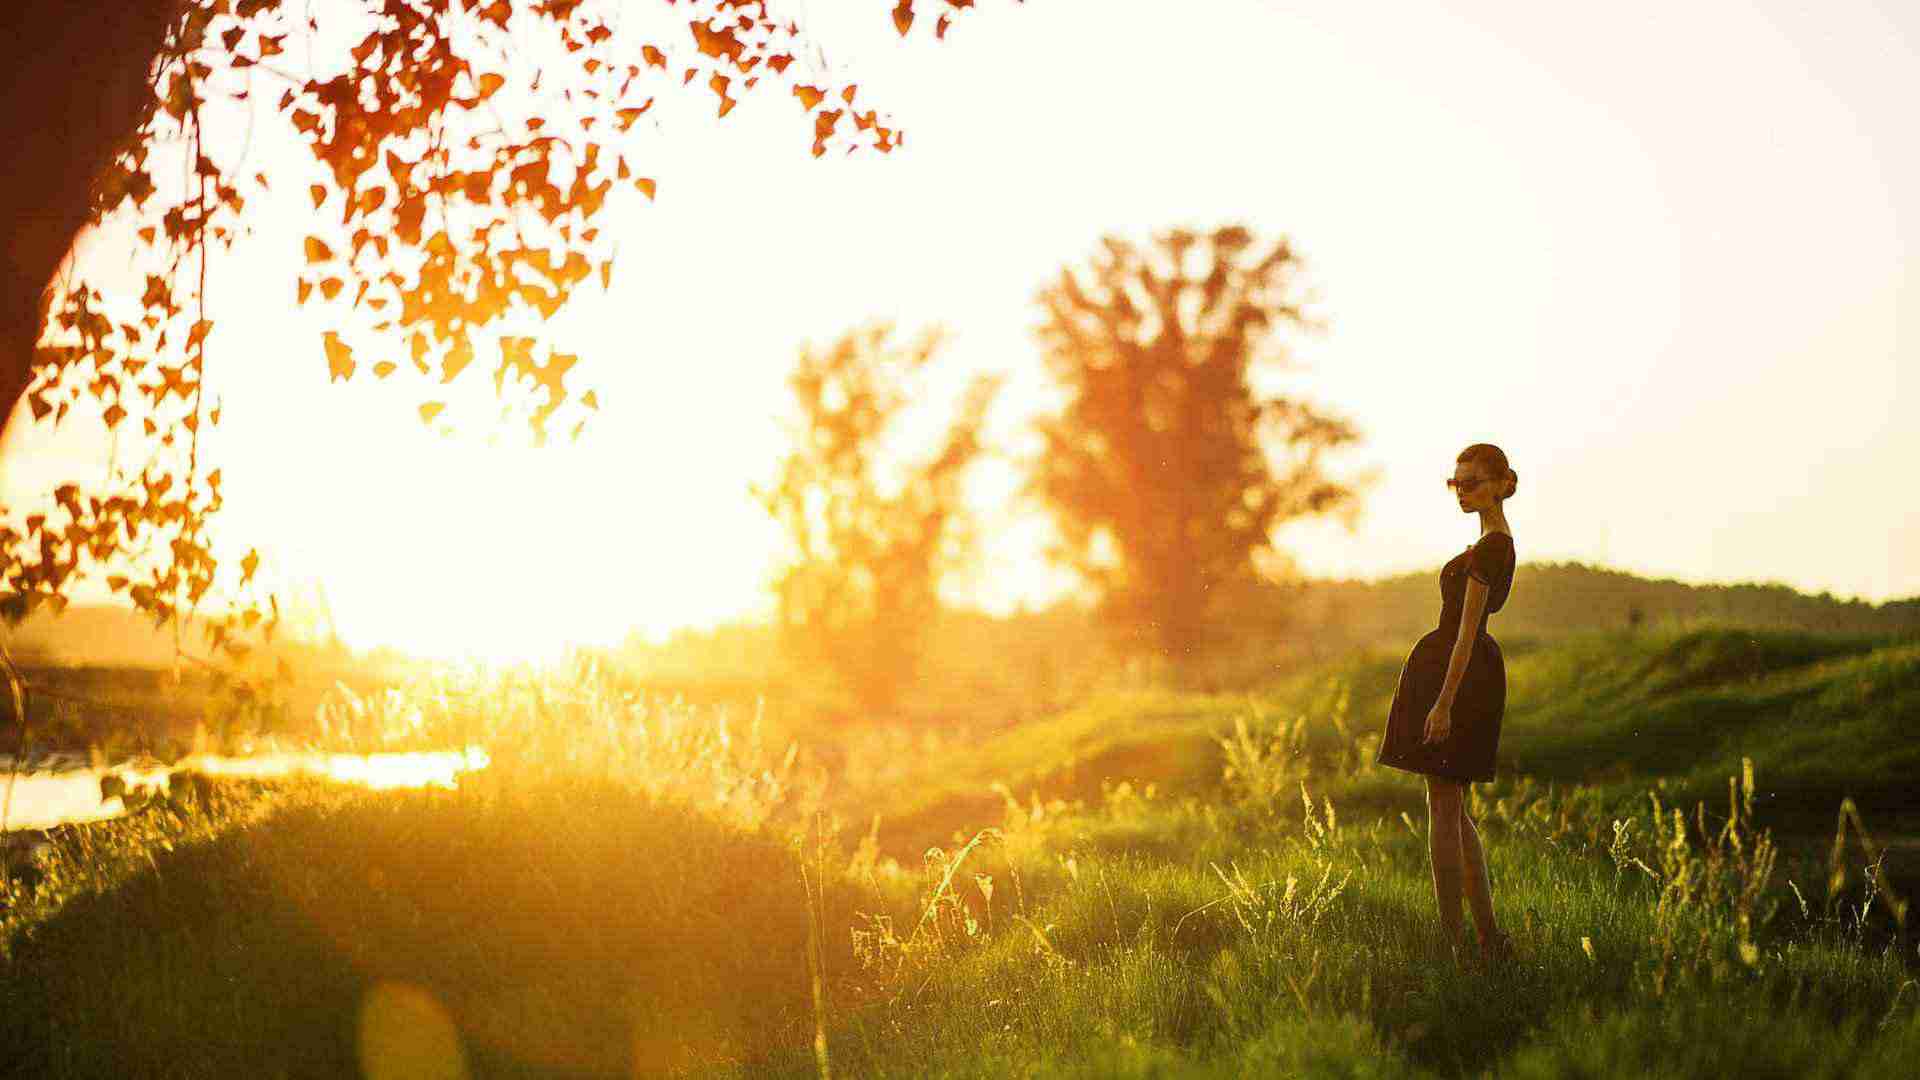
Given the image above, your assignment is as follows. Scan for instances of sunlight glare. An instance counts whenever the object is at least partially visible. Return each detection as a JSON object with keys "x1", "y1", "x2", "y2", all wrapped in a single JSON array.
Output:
[
  {"x1": 183, "y1": 748, "x2": 491, "y2": 791},
  {"x1": 228, "y1": 405, "x2": 760, "y2": 660}
]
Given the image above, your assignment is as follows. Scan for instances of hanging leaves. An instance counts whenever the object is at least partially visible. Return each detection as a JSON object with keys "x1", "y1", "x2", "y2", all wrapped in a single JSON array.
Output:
[
  {"x1": 5, "y1": 0, "x2": 1022, "y2": 652},
  {"x1": 322, "y1": 331, "x2": 355, "y2": 382},
  {"x1": 615, "y1": 100, "x2": 655, "y2": 131}
]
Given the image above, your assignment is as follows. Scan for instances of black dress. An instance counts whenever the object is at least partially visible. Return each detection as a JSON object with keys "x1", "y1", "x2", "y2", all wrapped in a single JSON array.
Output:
[{"x1": 1375, "y1": 531, "x2": 1516, "y2": 783}]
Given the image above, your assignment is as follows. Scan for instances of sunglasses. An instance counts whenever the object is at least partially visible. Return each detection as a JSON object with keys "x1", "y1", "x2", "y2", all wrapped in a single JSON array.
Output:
[{"x1": 1446, "y1": 476, "x2": 1491, "y2": 492}]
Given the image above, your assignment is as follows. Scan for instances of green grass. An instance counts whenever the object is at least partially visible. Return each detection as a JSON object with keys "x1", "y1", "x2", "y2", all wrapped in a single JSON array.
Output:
[
  {"x1": 858, "y1": 624, "x2": 1919, "y2": 856},
  {"x1": 732, "y1": 771, "x2": 1915, "y2": 1079},
  {"x1": 3, "y1": 779, "x2": 882, "y2": 1078},
  {"x1": 3, "y1": 624, "x2": 1916, "y2": 1077}
]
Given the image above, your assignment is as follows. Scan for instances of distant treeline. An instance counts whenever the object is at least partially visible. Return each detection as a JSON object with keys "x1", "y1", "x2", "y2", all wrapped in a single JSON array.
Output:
[
  {"x1": 8, "y1": 605, "x2": 199, "y2": 669},
  {"x1": 1270, "y1": 558, "x2": 1920, "y2": 663},
  {"x1": 618, "y1": 558, "x2": 1920, "y2": 723},
  {"x1": 10, "y1": 559, "x2": 1915, "y2": 729}
]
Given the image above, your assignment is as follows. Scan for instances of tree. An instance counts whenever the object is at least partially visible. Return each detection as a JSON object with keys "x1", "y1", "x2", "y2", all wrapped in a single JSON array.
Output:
[
  {"x1": 754, "y1": 323, "x2": 1000, "y2": 715},
  {"x1": 1031, "y1": 224, "x2": 1364, "y2": 659},
  {"x1": 0, "y1": 0, "x2": 1013, "y2": 657}
]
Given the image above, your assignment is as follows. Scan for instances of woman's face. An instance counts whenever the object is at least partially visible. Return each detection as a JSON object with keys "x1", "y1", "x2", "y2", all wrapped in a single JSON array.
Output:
[{"x1": 1450, "y1": 461, "x2": 1502, "y2": 512}]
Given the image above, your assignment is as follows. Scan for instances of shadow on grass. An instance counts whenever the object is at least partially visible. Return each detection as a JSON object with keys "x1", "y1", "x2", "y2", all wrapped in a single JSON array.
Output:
[{"x1": 1, "y1": 782, "x2": 874, "y2": 1079}]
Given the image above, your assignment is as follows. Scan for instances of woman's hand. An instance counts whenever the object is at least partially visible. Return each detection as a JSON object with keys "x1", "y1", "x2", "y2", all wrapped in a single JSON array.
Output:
[{"x1": 1422, "y1": 700, "x2": 1453, "y2": 745}]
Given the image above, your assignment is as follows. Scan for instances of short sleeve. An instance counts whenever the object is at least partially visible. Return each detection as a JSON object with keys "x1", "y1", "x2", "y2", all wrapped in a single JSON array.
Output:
[{"x1": 1467, "y1": 533, "x2": 1514, "y2": 593}]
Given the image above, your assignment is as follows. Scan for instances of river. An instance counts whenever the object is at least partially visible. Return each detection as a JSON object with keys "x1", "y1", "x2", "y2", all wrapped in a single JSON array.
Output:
[{"x1": 0, "y1": 748, "x2": 490, "y2": 832}]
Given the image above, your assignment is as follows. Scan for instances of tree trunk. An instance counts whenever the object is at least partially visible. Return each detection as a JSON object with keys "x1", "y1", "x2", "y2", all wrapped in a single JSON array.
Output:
[{"x1": 1, "y1": 0, "x2": 178, "y2": 441}]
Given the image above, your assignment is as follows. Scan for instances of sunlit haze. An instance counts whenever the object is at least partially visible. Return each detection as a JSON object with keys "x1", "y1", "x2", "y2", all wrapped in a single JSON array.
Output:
[{"x1": 3, "y1": 0, "x2": 1914, "y2": 660}]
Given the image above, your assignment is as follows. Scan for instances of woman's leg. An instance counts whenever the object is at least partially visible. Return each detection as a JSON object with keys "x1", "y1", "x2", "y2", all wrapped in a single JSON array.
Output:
[
  {"x1": 1425, "y1": 777, "x2": 1466, "y2": 954},
  {"x1": 1459, "y1": 802, "x2": 1502, "y2": 948}
]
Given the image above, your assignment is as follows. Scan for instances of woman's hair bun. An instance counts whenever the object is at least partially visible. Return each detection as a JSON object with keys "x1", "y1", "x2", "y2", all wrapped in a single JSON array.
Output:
[{"x1": 1506, "y1": 469, "x2": 1519, "y2": 499}]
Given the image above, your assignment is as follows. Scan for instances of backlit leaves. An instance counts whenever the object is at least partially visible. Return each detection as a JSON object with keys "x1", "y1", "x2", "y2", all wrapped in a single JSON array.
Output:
[
  {"x1": 689, "y1": 18, "x2": 746, "y2": 62},
  {"x1": 615, "y1": 100, "x2": 655, "y2": 131},
  {"x1": 7, "y1": 0, "x2": 1018, "y2": 652},
  {"x1": 322, "y1": 332, "x2": 355, "y2": 382},
  {"x1": 492, "y1": 337, "x2": 580, "y2": 445},
  {"x1": 889, "y1": 1, "x2": 1006, "y2": 42}
]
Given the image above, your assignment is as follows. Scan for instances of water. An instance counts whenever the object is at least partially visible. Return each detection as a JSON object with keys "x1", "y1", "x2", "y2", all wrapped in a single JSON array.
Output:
[{"x1": 0, "y1": 748, "x2": 490, "y2": 833}]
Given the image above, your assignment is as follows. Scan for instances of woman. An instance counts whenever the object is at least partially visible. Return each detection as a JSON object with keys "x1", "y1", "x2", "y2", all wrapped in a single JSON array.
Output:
[{"x1": 1375, "y1": 442, "x2": 1520, "y2": 970}]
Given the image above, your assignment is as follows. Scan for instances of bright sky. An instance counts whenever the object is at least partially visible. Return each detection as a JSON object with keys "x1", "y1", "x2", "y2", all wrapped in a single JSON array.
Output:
[{"x1": 3, "y1": 0, "x2": 1915, "y2": 660}]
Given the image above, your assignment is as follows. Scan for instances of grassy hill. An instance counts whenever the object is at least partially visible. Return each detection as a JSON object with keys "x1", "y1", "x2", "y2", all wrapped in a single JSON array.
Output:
[
  {"x1": 1242, "y1": 558, "x2": 1920, "y2": 667},
  {"x1": 849, "y1": 623, "x2": 1920, "y2": 856}
]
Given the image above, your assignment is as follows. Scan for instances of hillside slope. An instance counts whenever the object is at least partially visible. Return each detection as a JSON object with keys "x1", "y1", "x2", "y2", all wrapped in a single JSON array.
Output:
[{"x1": 859, "y1": 624, "x2": 1918, "y2": 853}]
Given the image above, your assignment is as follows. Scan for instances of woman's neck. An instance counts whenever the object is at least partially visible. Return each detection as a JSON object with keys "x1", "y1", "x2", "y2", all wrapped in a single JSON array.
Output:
[{"x1": 1478, "y1": 508, "x2": 1511, "y2": 537}]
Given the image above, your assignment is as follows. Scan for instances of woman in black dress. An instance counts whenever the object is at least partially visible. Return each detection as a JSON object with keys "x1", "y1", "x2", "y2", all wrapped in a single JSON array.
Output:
[{"x1": 1376, "y1": 442, "x2": 1519, "y2": 969}]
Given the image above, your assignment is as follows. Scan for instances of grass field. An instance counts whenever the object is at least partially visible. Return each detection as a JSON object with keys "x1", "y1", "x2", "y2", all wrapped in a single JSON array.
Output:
[{"x1": 2, "y1": 623, "x2": 1916, "y2": 1077}]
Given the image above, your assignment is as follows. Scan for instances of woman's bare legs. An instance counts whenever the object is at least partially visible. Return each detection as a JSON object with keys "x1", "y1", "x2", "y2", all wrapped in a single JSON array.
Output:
[
  {"x1": 1425, "y1": 777, "x2": 1466, "y2": 955},
  {"x1": 1458, "y1": 803, "x2": 1502, "y2": 949}
]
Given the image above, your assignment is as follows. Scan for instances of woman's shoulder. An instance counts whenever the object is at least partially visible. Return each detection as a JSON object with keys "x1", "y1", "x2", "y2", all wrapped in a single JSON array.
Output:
[{"x1": 1474, "y1": 531, "x2": 1516, "y2": 565}]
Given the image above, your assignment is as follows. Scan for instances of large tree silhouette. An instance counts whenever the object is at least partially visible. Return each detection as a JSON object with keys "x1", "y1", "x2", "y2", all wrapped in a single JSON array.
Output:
[
  {"x1": 1032, "y1": 225, "x2": 1363, "y2": 659},
  {"x1": 0, "y1": 0, "x2": 1011, "y2": 654},
  {"x1": 754, "y1": 324, "x2": 1000, "y2": 716}
]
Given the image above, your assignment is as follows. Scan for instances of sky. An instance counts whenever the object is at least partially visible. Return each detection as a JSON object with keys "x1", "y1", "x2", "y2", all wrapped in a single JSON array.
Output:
[{"x1": 2, "y1": 0, "x2": 1915, "y2": 659}]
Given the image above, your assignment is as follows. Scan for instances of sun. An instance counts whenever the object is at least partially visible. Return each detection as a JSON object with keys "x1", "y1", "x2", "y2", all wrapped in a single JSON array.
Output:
[{"x1": 222, "y1": 411, "x2": 766, "y2": 664}]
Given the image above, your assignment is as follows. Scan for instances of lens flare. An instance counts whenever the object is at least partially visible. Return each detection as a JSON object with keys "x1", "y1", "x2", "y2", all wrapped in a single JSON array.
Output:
[{"x1": 357, "y1": 982, "x2": 469, "y2": 1080}]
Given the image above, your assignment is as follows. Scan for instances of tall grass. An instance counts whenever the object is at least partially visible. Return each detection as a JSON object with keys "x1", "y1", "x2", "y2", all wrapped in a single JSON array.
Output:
[
  {"x1": 1, "y1": 657, "x2": 869, "y2": 1077},
  {"x1": 304, "y1": 654, "x2": 827, "y2": 833},
  {"x1": 743, "y1": 660, "x2": 1919, "y2": 1079},
  {"x1": 5, "y1": 629, "x2": 1917, "y2": 1077}
]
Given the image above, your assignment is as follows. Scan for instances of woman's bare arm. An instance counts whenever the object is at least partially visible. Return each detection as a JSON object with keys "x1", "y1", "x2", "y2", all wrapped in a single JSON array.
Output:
[{"x1": 1437, "y1": 576, "x2": 1490, "y2": 707}]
